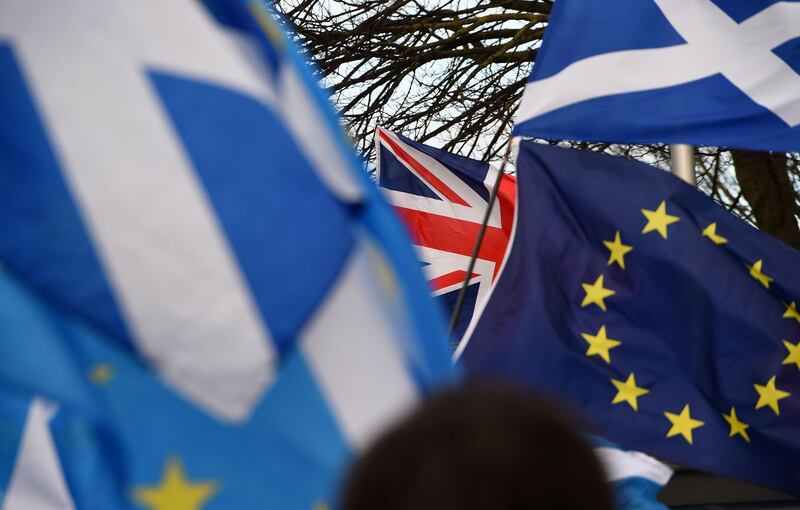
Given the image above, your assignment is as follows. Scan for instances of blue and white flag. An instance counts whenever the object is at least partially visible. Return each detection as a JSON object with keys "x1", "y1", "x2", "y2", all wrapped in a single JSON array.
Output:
[
  {"x1": 513, "y1": 0, "x2": 800, "y2": 153},
  {"x1": 593, "y1": 438, "x2": 673, "y2": 510},
  {"x1": 0, "y1": 1, "x2": 452, "y2": 508},
  {"x1": 462, "y1": 141, "x2": 800, "y2": 495}
]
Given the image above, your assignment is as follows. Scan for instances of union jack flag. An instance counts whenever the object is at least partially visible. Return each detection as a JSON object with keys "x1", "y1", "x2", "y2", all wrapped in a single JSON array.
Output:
[{"x1": 374, "y1": 127, "x2": 517, "y2": 346}]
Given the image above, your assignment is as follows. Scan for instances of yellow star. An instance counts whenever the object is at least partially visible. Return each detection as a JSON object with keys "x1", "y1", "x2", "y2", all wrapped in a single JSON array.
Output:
[
  {"x1": 722, "y1": 407, "x2": 750, "y2": 442},
  {"x1": 783, "y1": 340, "x2": 800, "y2": 371},
  {"x1": 641, "y1": 201, "x2": 680, "y2": 239},
  {"x1": 783, "y1": 301, "x2": 800, "y2": 323},
  {"x1": 313, "y1": 503, "x2": 330, "y2": 510},
  {"x1": 754, "y1": 376, "x2": 791, "y2": 415},
  {"x1": 581, "y1": 325, "x2": 621, "y2": 364},
  {"x1": 611, "y1": 373, "x2": 649, "y2": 411},
  {"x1": 133, "y1": 458, "x2": 218, "y2": 510},
  {"x1": 664, "y1": 404, "x2": 704, "y2": 444},
  {"x1": 581, "y1": 275, "x2": 616, "y2": 311},
  {"x1": 89, "y1": 364, "x2": 114, "y2": 385},
  {"x1": 701, "y1": 223, "x2": 727, "y2": 244},
  {"x1": 603, "y1": 231, "x2": 633, "y2": 269},
  {"x1": 747, "y1": 260, "x2": 773, "y2": 289}
]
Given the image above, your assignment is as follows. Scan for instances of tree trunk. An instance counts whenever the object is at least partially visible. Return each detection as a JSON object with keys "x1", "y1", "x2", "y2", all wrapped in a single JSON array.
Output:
[{"x1": 732, "y1": 150, "x2": 800, "y2": 251}]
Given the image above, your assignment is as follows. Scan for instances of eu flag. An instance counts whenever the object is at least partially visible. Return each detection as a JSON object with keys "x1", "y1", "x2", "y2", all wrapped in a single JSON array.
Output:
[{"x1": 461, "y1": 141, "x2": 800, "y2": 495}]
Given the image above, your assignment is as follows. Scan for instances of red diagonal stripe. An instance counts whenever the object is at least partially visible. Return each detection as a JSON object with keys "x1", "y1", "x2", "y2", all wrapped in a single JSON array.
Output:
[
  {"x1": 379, "y1": 130, "x2": 470, "y2": 207},
  {"x1": 429, "y1": 270, "x2": 479, "y2": 292},
  {"x1": 396, "y1": 208, "x2": 508, "y2": 280}
]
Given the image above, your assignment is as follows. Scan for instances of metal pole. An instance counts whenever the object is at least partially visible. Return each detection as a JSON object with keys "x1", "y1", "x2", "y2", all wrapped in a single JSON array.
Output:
[
  {"x1": 670, "y1": 144, "x2": 696, "y2": 185},
  {"x1": 448, "y1": 142, "x2": 512, "y2": 338}
]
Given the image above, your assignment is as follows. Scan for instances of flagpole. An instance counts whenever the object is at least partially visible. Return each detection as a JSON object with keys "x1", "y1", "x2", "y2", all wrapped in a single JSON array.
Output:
[
  {"x1": 448, "y1": 141, "x2": 512, "y2": 339},
  {"x1": 670, "y1": 144, "x2": 696, "y2": 185}
]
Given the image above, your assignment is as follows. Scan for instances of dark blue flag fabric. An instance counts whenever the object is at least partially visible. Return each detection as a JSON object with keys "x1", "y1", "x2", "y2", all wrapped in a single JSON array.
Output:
[
  {"x1": 461, "y1": 141, "x2": 800, "y2": 495},
  {"x1": 512, "y1": 0, "x2": 800, "y2": 153},
  {"x1": 375, "y1": 129, "x2": 675, "y2": 510}
]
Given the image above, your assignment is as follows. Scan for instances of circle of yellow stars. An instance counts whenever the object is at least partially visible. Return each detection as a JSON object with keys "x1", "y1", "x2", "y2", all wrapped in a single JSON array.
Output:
[
  {"x1": 575, "y1": 198, "x2": 796, "y2": 447},
  {"x1": 83, "y1": 197, "x2": 799, "y2": 499}
]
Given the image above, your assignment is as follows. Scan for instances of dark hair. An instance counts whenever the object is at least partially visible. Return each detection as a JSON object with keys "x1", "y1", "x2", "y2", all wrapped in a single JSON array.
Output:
[{"x1": 341, "y1": 381, "x2": 612, "y2": 510}]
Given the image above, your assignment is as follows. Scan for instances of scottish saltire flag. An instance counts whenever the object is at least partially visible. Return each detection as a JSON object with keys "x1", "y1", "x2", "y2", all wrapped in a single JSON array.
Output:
[
  {"x1": 461, "y1": 141, "x2": 800, "y2": 494},
  {"x1": 513, "y1": 0, "x2": 800, "y2": 153},
  {"x1": 593, "y1": 438, "x2": 673, "y2": 510},
  {"x1": 0, "y1": 1, "x2": 452, "y2": 508},
  {"x1": 374, "y1": 128, "x2": 516, "y2": 342}
]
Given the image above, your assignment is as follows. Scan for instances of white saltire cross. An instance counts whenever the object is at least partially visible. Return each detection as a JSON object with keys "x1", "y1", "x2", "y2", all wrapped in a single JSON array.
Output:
[
  {"x1": 0, "y1": 0, "x2": 278, "y2": 422},
  {"x1": 516, "y1": 0, "x2": 800, "y2": 127}
]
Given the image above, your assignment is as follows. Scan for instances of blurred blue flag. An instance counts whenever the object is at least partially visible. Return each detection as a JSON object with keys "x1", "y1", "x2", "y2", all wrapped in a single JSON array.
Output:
[
  {"x1": 0, "y1": 1, "x2": 452, "y2": 508},
  {"x1": 513, "y1": 0, "x2": 800, "y2": 152},
  {"x1": 592, "y1": 437, "x2": 673, "y2": 510},
  {"x1": 461, "y1": 141, "x2": 800, "y2": 495}
]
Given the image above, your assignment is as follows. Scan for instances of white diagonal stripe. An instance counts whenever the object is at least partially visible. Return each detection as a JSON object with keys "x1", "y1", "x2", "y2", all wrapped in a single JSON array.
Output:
[
  {"x1": 416, "y1": 246, "x2": 493, "y2": 299},
  {"x1": 515, "y1": 45, "x2": 709, "y2": 125},
  {"x1": 654, "y1": 0, "x2": 800, "y2": 127},
  {"x1": 278, "y1": 66, "x2": 363, "y2": 202},
  {"x1": 516, "y1": 0, "x2": 800, "y2": 128},
  {"x1": 302, "y1": 236, "x2": 418, "y2": 450},
  {"x1": 2, "y1": 398, "x2": 75, "y2": 510},
  {"x1": 595, "y1": 447, "x2": 673, "y2": 486},
  {"x1": 740, "y1": 2, "x2": 800, "y2": 48},
  {"x1": 377, "y1": 128, "x2": 498, "y2": 226},
  {"x1": 0, "y1": 0, "x2": 276, "y2": 422}
]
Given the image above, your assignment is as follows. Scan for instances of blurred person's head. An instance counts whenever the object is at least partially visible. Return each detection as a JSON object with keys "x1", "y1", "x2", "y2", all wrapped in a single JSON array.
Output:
[{"x1": 341, "y1": 380, "x2": 612, "y2": 510}]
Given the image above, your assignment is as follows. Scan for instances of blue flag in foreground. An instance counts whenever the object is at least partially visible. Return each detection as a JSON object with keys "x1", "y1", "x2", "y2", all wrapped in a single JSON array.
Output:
[
  {"x1": 593, "y1": 438, "x2": 672, "y2": 510},
  {"x1": 461, "y1": 142, "x2": 800, "y2": 495},
  {"x1": 0, "y1": 1, "x2": 451, "y2": 508},
  {"x1": 513, "y1": 0, "x2": 800, "y2": 153}
]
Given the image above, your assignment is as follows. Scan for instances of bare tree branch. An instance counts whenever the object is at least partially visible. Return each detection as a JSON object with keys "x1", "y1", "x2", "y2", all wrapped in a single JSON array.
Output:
[{"x1": 275, "y1": 0, "x2": 800, "y2": 246}]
